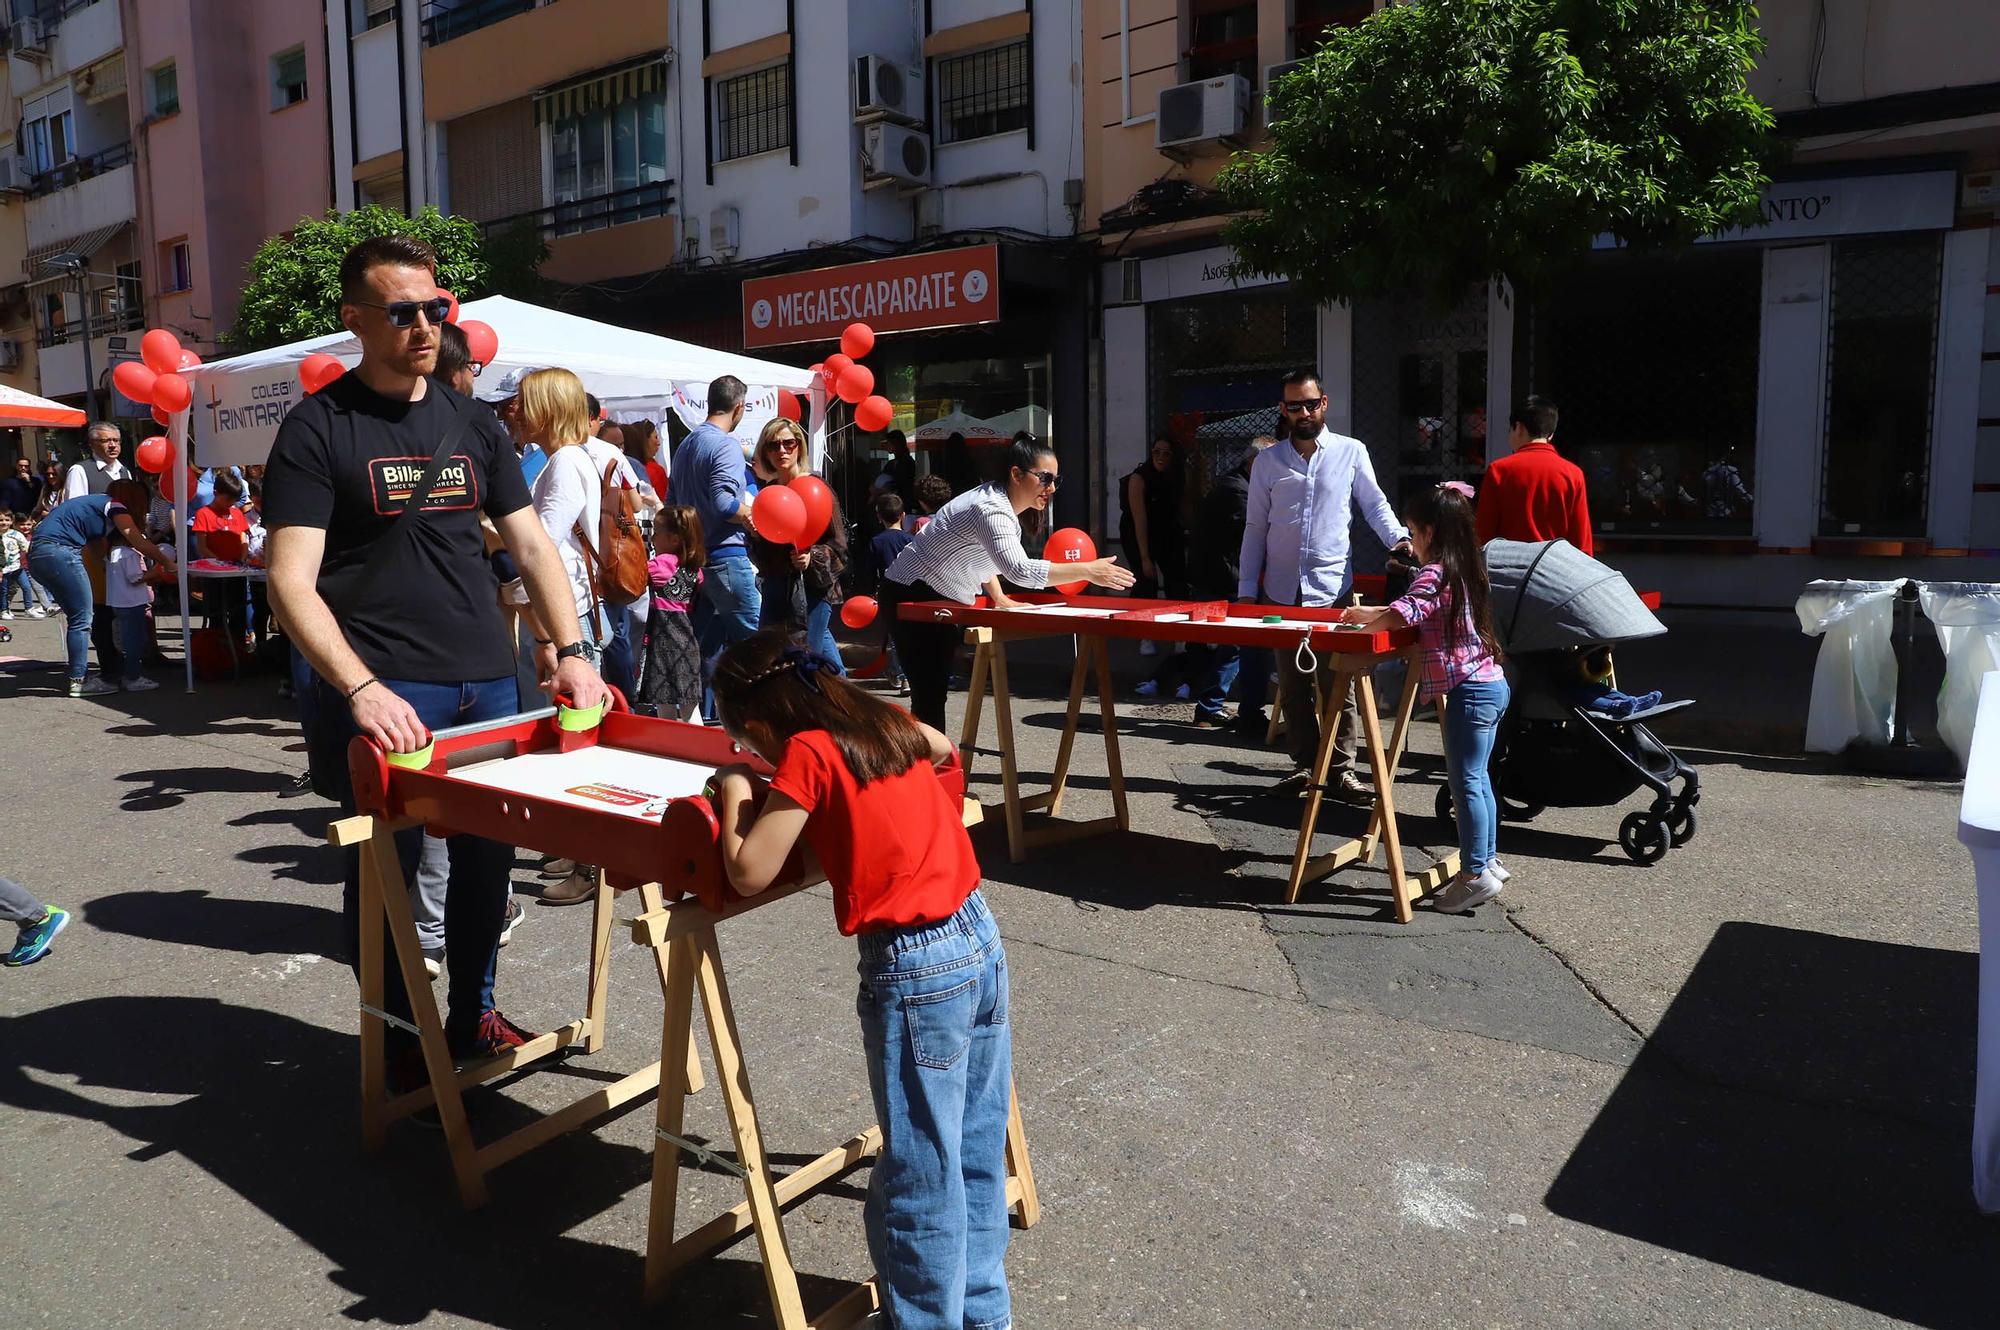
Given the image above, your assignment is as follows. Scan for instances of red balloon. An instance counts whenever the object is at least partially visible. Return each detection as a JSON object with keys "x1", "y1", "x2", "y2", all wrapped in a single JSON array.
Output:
[
  {"x1": 113, "y1": 360, "x2": 157, "y2": 405},
  {"x1": 312, "y1": 359, "x2": 346, "y2": 392},
  {"x1": 821, "y1": 353, "x2": 853, "y2": 387},
  {"x1": 134, "y1": 435, "x2": 173, "y2": 474},
  {"x1": 152, "y1": 371, "x2": 192, "y2": 414},
  {"x1": 1045, "y1": 526, "x2": 1097, "y2": 595},
  {"x1": 840, "y1": 595, "x2": 878, "y2": 630},
  {"x1": 854, "y1": 394, "x2": 894, "y2": 433},
  {"x1": 151, "y1": 405, "x2": 172, "y2": 427},
  {"x1": 788, "y1": 474, "x2": 834, "y2": 547},
  {"x1": 835, "y1": 364, "x2": 874, "y2": 405},
  {"x1": 159, "y1": 465, "x2": 195, "y2": 504},
  {"x1": 140, "y1": 328, "x2": 183, "y2": 375},
  {"x1": 299, "y1": 352, "x2": 342, "y2": 393},
  {"x1": 774, "y1": 389, "x2": 801, "y2": 422},
  {"x1": 438, "y1": 288, "x2": 460, "y2": 323},
  {"x1": 175, "y1": 348, "x2": 203, "y2": 370},
  {"x1": 751, "y1": 484, "x2": 806, "y2": 546},
  {"x1": 459, "y1": 319, "x2": 498, "y2": 367},
  {"x1": 840, "y1": 323, "x2": 875, "y2": 360}
]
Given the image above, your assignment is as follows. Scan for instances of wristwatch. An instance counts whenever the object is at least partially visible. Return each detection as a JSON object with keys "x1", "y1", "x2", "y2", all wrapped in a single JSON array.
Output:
[{"x1": 554, "y1": 641, "x2": 588, "y2": 663}]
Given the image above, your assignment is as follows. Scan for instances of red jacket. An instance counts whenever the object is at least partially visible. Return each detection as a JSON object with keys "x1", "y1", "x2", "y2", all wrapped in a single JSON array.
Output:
[{"x1": 1475, "y1": 441, "x2": 1593, "y2": 556}]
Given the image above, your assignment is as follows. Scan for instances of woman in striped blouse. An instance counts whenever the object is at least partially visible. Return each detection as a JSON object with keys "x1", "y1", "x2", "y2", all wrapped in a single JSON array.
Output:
[{"x1": 883, "y1": 435, "x2": 1133, "y2": 729}]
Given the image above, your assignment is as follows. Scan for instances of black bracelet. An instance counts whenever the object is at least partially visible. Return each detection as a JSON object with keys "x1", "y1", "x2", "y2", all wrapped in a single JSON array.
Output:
[
  {"x1": 346, "y1": 676, "x2": 379, "y2": 701},
  {"x1": 534, "y1": 637, "x2": 554, "y2": 646}
]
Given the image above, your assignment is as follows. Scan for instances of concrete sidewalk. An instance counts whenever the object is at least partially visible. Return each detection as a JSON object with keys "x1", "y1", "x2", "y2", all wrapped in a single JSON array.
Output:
[{"x1": 0, "y1": 608, "x2": 1990, "y2": 1329}]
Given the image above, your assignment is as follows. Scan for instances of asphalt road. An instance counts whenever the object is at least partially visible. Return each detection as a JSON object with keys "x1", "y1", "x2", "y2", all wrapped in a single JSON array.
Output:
[{"x1": 1, "y1": 608, "x2": 1991, "y2": 1329}]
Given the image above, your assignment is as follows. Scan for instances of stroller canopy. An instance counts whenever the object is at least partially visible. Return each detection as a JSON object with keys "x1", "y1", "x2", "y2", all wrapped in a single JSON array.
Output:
[{"x1": 1484, "y1": 539, "x2": 1664, "y2": 653}]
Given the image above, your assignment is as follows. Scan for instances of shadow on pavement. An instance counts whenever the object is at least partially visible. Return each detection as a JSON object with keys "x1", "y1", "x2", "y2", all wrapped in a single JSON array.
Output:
[
  {"x1": 0, "y1": 996, "x2": 866, "y2": 1329},
  {"x1": 1546, "y1": 922, "x2": 1993, "y2": 1328},
  {"x1": 116, "y1": 765, "x2": 298, "y2": 811},
  {"x1": 85, "y1": 889, "x2": 339, "y2": 957}
]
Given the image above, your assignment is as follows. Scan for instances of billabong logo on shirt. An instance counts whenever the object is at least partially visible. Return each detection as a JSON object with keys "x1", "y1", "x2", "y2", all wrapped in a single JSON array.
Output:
[{"x1": 368, "y1": 455, "x2": 479, "y2": 516}]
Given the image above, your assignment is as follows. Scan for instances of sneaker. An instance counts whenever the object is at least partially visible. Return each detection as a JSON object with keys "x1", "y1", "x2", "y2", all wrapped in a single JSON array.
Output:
[
  {"x1": 451, "y1": 1008, "x2": 539, "y2": 1062},
  {"x1": 421, "y1": 946, "x2": 444, "y2": 980},
  {"x1": 1329, "y1": 770, "x2": 1372, "y2": 803},
  {"x1": 1489, "y1": 858, "x2": 1512, "y2": 883},
  {"x1": 67, "y1": 675, "x2": 115, "y2": 697},
  {"x1": 1433, "y1": 870, "x2": 1503, "y2": 915},
  {"x1": 5, "y1": 906, "x2": 70, "y2": 965},
  {"x1": 1192, "y1": 709, "x2": 1234, "y2": 729},
  {"x1": 896, "y1": 678, "x2": 910, "y2": 697},
  {"x1": 26, "y1": 607, "x2": 46, "y2": 618},
  {"x1": 538, "y1": 856, "x2": 577, "y2": 879},
  {"x1": 498, "y1": 895, "x2": 526, "y2": 944},
  {"x1": 1134, "y1": 679, "x2": 1160, "y2": 699},
  {"x1": 121, "y1": 675, "x2": 160, "y2": 692},
  {"x1": 1138, "y1": 639, "x2": 1158, "y2": 657},
  {"x1": 1274, "y1": 767, "x2": 1314, "y2": 795},
  {"x1": 1, "y1": 611, "x2": 12, "y2": 619}
]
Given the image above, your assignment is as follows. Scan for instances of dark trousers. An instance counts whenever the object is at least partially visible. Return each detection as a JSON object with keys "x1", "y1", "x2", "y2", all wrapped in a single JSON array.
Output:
[
  {"x1": 91, "y1": 601, "x2": 122, "y2": 679},
  {"x1": 1278, "y1": 648, "x2": 1360, "y2": 775},
  {"x1": 884, "y1": 579, "x2": 959, "y2": 732}
]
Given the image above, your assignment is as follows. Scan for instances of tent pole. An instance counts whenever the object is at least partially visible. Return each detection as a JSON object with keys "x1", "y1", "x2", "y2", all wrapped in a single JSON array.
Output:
[
  {"x1": 174, "y1": 411, "x2": 192, "y2": 693},
  {"x1": 808, "y1": 383, "x2": 829, "y2": 476}
]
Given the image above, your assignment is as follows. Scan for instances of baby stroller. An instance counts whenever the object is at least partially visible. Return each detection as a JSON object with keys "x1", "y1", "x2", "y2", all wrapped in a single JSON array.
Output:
[{"x1": 1433, "y1": 539, "x2": 1700, "y2": 865}]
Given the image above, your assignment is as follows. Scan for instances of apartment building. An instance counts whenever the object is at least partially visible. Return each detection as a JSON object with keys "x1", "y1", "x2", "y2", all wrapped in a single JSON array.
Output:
[{"x1": 1087, "y1": 0, "x2": 2000, "y2": 604}]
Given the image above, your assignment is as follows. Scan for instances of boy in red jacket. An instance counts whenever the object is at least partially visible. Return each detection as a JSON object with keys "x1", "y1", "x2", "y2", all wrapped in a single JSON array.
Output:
[{"x1": 1476, "y1": 396, "x2": 1593, "y2": 555}]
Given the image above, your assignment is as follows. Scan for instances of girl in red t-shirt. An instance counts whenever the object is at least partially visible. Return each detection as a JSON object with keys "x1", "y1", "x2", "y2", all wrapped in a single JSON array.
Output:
[{"x1": 711, "y1": 630, "x2": 1013, "y2": 1330}]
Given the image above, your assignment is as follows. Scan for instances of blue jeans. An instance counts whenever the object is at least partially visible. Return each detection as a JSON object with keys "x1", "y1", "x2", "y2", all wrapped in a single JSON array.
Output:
[
  {"x1": 112, "y1": 605, "x2": 150, "y2": 677},
  {"x1": 318, "y1": 674, "x2": 519, "y2": 1043},
  {"x1": 693, "y1": 553, "x2": 761, "y2": 719},
  {"x1": 601, "y1": 602, "x2": 638, "y2": 701},
  {"x1": 1237, "y1": 646, "x2": 1272, "y2": 717},
  {"x1": 3, "y1": 568, "x2": 48, "y2": 612},
  {"x1": 856, "y1": 890, "x2": 1013, "y2": 1330},
  {"x1": 27, "y1": 542, "x2": 92, "y2": 681},
  {"x1": 1188, "y1": 643, "x2": 1241, "y2": 718},
  {"x1": 1443, "y1": 677, "x2": 1510, "y2": 877}
]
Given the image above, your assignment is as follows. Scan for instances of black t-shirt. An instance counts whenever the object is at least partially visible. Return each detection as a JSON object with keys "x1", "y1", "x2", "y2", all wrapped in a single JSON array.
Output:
[{"x1": 262, "y1": 374, "x2": 530, "y2": 683}]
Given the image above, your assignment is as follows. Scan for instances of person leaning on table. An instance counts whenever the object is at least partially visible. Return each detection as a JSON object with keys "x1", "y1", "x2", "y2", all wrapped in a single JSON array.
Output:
[{"x1": 882, "y1": 434, "x2": 1135, "y2": 732}]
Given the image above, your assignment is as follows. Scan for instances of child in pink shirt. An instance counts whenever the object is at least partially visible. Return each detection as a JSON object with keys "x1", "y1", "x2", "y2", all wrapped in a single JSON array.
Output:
[{"x1": 636, "y1": 505, "x2": 705, "y2": 720}]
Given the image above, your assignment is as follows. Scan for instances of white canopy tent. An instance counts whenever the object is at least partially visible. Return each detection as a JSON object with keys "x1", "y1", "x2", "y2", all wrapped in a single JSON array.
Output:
[{"x1": 164, "y1": 295, "x2": 822, "y2": 691}]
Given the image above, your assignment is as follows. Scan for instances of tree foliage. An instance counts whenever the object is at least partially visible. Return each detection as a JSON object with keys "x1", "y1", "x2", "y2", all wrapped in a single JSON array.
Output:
[
  {"x1": 228, "y1": 205, "x2": 549, "y2": 351},
  {"x1": 1218, "y1": 0, "x2": 1777, "y2": 306}
]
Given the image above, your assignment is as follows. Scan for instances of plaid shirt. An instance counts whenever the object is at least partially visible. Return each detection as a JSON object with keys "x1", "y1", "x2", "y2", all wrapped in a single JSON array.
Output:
[{"x1": 1388, "y1": 565, "x2": 1503, "y2": 704}]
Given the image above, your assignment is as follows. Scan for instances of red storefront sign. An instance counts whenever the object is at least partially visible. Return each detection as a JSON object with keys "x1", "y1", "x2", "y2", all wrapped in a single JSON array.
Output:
[{"x1": 741, "y1": 244, "x2": 1000, "y2": 349}]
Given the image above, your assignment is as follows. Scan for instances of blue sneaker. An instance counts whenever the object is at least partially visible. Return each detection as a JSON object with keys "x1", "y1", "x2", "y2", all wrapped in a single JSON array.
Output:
[
  {"x1": 1134, "y1": 679, "x2": 1160, "y2": 698},
  {"x1": 6, "y1": 907, "x2": 70, "y2": 966}
]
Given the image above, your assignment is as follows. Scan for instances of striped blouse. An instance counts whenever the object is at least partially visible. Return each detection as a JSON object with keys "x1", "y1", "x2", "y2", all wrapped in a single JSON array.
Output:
[{"x1": 884, "y1": 482, "x2": 1050, "y2": 604}]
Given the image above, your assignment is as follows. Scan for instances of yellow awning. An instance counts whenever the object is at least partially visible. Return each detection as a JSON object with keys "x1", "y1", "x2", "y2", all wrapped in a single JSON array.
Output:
[{"x1": 533, "y1": 57, "x2": 667, "y2": 125}]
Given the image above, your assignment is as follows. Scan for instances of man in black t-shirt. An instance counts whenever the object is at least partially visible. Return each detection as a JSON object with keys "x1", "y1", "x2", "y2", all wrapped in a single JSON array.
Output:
[{"x1": 265, "y1": 235, "x2": 607, "y2": 1062}]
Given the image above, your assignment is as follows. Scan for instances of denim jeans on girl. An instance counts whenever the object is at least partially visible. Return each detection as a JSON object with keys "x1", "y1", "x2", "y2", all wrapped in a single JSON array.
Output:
[
  {"x1": 1443, "y1": 676, "x2": 1511, "y2": 877},
  {"x1": 856, "y1": 889, "x2": 1013, "y2": 1330},
  {"x1": 112, "y1": 605, "x2": 150, "y2": 679},
  {"x1": 26, "y1": 542, "x2": 93, "y2": 680}
]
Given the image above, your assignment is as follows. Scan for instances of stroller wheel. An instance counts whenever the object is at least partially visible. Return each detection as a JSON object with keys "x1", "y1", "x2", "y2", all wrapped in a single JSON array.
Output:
[
  {"x1": 1434, "y1": 784, "x2": 1455, "y2": 826},
  {"x1": 1500, "y1": 795, "x2": 1544, "y2": 822},
  {"x1": 1619, "y1": 811, "x2": 1669, "y2": 866},
  {"x1": 1666, "y1": 804, "x2": 1697, "y2": 848}
]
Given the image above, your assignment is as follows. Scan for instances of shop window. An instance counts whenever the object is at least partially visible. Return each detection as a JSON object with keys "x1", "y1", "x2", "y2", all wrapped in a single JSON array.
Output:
[
  {"x1": 936, "y1": 40, "x2": 1031, "y2": 144},
  {"x1": 1291, "y1": 0, "x2": 1374, "y2": 55},
  {"x1": 1354, "y1": 287, "x2": 1489, "y2": 507},
  {"x1": 714, "y1": 64, "x2": 791, "y2": 163},
  {"x1": 271, "y1": 46, "x2": 309, "y2": 110},
  {"x1": 864, "y1": 352, "x2": 1053, "y2": 501},
  {"x1": 549, "y1": 88, "x2": 668, "y2": 235},
  {"x1": 1527, "y1": 249, "x2": 1762, "y2": 536},
  {"x1": 1819, "y1": 234, "x2": 1941, "y2": 538},
  {"x1": 148, "y1": 61, "x2": 178, "y2": 118},
  {"x1": 1186, "y1": 0, "x2": 1258, "y2": 84},
  {"x1": 1147, "y1": 288, "x2": 1317, "y2": 500}
]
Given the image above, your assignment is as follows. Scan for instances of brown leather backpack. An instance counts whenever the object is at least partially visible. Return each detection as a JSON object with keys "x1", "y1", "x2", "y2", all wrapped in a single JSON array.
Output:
[{"x1": 575, "y1": 459, "x2": 649, "y2": 608}]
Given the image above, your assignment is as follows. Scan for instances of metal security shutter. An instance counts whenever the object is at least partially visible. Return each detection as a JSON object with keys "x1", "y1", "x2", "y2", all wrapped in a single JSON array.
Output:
[{"x1": 446, "y1": 100, "x2": 541, "y2": 224}]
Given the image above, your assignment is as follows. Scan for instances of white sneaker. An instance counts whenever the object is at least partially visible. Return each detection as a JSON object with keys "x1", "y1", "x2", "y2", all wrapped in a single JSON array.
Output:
[
  {"x1": 1, "y1": 611, "x2": 12, "y2": 619},
  {"x1": 1433, "y1": 869, "x2": 1503, "y2": 914},
  {"x1": 121, "y1": 675, "x2": 160, "y2": 692},
  {"x1": 1489, "y1": 858, "x2": 1511, "y2": 883},
  {"x1": 68, "y1": 675, "x2": 116, "y2": 697},
  {"x1": 1138, "y1": 639, "x2": 1157, "y2": 657},
  {"x1": 26, "y1": 607, "x2": 45, "y2": 618}
]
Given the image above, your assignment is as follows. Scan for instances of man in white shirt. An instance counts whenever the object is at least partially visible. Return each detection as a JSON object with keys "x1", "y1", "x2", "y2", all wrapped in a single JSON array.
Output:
[
  {"x1": 61, "y1": 422, "x2": 129, "y2": 499},
  {"x1": 1239, "y1": 368, "x2": 1411, "y2": 798}
]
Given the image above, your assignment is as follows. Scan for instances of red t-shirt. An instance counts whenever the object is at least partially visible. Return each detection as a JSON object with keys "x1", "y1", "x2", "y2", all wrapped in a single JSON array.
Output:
[
  {"x1": 645, "y1": 459, "x2": 669, "y2": 499},
  {"x1": 193, "y1": 503, "x2": 250, "y2": 563},
  {"x1": 1475, "y1": 440, "x2": 1593, "y2": 556},
  {"x1": 769, "y1": 730, "x2": 979, "y2": 936}
]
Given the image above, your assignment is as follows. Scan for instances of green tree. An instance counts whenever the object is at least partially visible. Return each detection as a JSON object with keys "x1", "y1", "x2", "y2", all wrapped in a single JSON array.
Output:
[
  {"x1": 1218, "y1": 0, "x2": 1776, "y2": 306},
  {"x1": 228, "y1": 205, "x2": 549, "y2": 351}
]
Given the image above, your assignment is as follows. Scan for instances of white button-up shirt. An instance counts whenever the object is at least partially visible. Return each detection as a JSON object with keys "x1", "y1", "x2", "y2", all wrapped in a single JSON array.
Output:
[
  {"x1": 1238, "y1": 428, "x2": 1406, "y2": 606},
  {"x1": 62, "y1": 455, "x2": 129, "y2": 501}
]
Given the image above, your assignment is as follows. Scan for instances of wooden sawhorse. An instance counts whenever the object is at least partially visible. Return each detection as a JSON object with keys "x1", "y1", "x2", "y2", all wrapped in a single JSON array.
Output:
[
  {"x1": 335, "y1": 813, "x2": 702, "y2": 1209},
  {"x1": 1284, "y1": 646, "x2": 1460, "y2": 919},
  {"x1": 958, "y1": 625, "x2": 1130, "y2": 863},
  {"x1": 633, "y1": 820, "x2": 1041, "y2": 1328}
]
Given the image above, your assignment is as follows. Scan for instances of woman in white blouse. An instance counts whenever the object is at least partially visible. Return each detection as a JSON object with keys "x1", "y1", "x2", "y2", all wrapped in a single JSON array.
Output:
[
  {"x1": 883, "y1": 434, "x2": 1133, "y2": 729},
  {"x1": 510, "y1": 368, "x2": 613, "y2": 680}
]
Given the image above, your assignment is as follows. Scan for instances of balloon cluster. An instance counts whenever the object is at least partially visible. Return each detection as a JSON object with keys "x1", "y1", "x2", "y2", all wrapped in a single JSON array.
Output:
[
  {"x1": 116, "y1": 328, "x2": 203, "y2": 492},
  {"x1": 806, "y1": 323, "x2": 894, "y2": 434},
  {"x1": 750, "y1": 473, "x2": 836, "y2": 551}
]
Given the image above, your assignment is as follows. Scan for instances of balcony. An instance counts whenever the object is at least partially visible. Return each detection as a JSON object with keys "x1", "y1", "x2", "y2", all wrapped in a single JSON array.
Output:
[
  {"x1": 7, "y1": 0, "x2": 121, "y2": 82},
  {"x1": 24, "y1": 154, "x2": 135, "y2": 252},
  {"x1": 36, "y1": 301, "x2": 140, "y2": 348},
  {"x1": 481, "y1": 180, "x2": 676, "y2": 285},
  {"x1": 420, "y1": 0, "x2": 541, "y2": 47},
  {"x1": 26, "y1": 142, "x2": 130, "y2": 200},
  {"x1": 479, "y1": 179, "x2": 673, "y2": 243}
]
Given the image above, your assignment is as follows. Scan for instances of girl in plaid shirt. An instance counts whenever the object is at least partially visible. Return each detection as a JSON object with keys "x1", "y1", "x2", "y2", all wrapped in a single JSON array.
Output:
[{"x1": 1344, "y1": 482, "x2": 1510, "y2": 913}]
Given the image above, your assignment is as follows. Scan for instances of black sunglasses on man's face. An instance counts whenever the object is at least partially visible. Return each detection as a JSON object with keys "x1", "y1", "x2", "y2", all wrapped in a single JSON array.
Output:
[
  {"x1": 351, "y1": 297, "x2": 452, "y2": 329},
  {"x1": 1279, "y1": 397, "x2": 1327, "y2": 414}
]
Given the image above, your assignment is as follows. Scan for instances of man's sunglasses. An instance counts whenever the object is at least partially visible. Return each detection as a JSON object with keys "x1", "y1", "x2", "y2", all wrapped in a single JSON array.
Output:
[
  {"x1": 1279, "y1": 397, "x2": 1327, "y2": 414},
  {"x1": 351, "y1": 297, "x2": 453, "y2": 329}
]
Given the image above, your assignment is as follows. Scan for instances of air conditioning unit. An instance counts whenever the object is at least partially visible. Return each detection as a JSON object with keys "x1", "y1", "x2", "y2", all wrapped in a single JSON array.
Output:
[
  {"x1": 0, "y1": 339, "x2": 21, "y2": 370},
  {"x1": 855, "y1": 54, "x2": 924, "y2": 126},
  {"x1": 0, "y1": 156, "x2": 28, "y2": 194},
  {"x1": 11, "y1": 14, "x2": 50, "y2": 57},
  {"x1": 708, "y1": 206, "x2": 740, "y2": 258},
  {"x1": 861, "y1": 121, "x2": 931, "y2": 188},
  {"x1": 1263, "y1": 59, "x2": 1307, "y2": 121},
  {"x1": 1155, "y1": 75, "x2": 1250, "y2": 152}
]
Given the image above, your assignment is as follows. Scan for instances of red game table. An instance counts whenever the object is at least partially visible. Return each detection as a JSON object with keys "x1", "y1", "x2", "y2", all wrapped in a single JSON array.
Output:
[{"x1": 896, "y1": 590, "x2": 1460, "y2": 920}]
